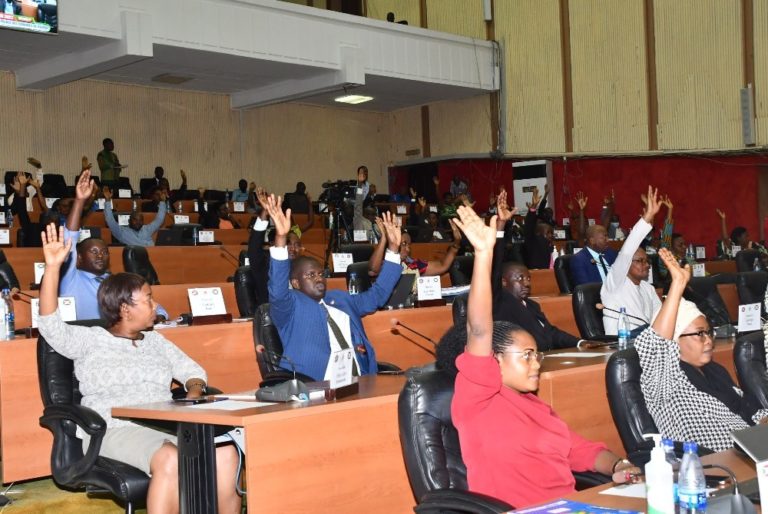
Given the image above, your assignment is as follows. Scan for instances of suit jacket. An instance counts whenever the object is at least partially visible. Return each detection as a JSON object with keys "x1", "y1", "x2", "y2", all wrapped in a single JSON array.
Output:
[
  {"x1": 569, "y1": 247, "x2": 618, "y2": 286},
  {"x1": 493, "y1": 290, "x2": 578, "y2": 351},
  {"x1": 523, "y1": 209, "x2": 553, "y2": 269},
  {"x1": 268, "y1": 252, "x2": 401, "y2": 380}
]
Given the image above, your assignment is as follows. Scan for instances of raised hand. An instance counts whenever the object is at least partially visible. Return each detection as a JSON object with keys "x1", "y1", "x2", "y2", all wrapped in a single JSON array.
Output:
[
  {"x1": 379, "y1": 211, "x2": 401, "y2": 252},
  {"x1": 29, "y1": 178, "x2": 41, "y2": 190},
  {"x1": 716, "y1": 208, "x2": 726, "y2": 220},
  {"x1": 264, "y1": 194, "x2": 291, "y2": 237},
  {"x1": 453, "y1": 205, "x2": 497, "y2": 253},
  {"x1": 576, "y1": 191, "x2": 588, "y2": 211},
  {"x1": 417, "y1": 197, "x2": 427, "y2": 208},
  {"x1": 180, "y1": 169, "x2": 187, "y2": 181},
  {"x1": 102, "y1": 186, "x2": 113, "y2": 200},
  {"x1": 17, "y1": 171, "x2": 29, "y2": 188},
  {"x1": 81, "y1": 156, "x2": 92, "y2": 171},
  {"x1": 41, "y1": 224, "x2": 72, "y2": 269},
  {"x1": 658, "y1": 247, "x2": 690, "y2": 287},
  {"x1": 75, "y1": 169, "x2": 95, "y2": 201},
  {"x1": 450, "y1": 218, "x2": 462, "y2": 242},
  {"x1": 248, "y1": 181, "x2": 256, "y2": 192},
  {"x1": 497, "y1": 190, "x2": 517, "y2": 224},
  {"x1": 433, "y1": 176, "x2": 440, "y2": 186},
  {"x1": 661, "y1": 194, "x2": 673, "y2": 210},
  {"x1": 641, "y1": 185, "x2": 660, "y2": 223},
  {"x1": 27, "y1": 157, "x2": 42, "y2": 169},
  {"x1": 409, "y1": 187, "x2": 417, "y2": 199},
  {"x1": 526, "y1": 186, "x2": 541, "y2": 210},
  {"x1": 374, "y1": 217, "x2": 387, "y2": 243}
]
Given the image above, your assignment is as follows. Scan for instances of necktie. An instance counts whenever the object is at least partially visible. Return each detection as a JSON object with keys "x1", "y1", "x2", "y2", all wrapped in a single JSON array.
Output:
[
  {"x1": 598, "y1": 254, "x2": 609, "y2": 277},
  {"x1": 323, "y1": 306, "x2": 360, "y2": 376}
]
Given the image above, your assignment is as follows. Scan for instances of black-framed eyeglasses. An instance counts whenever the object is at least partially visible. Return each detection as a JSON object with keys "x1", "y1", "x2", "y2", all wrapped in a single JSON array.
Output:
[
  {"x1": 500, "y1": 349, "x2": 545, "y2": 364},
  {"x1": 678, "y1": 328, "x2": 715, "y2": 341}
]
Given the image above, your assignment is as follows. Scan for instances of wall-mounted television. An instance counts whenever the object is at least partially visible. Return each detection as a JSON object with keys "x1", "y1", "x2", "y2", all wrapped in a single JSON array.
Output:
[{"x1": 0, "y1": 0, "x2": 57, "y2": 34}]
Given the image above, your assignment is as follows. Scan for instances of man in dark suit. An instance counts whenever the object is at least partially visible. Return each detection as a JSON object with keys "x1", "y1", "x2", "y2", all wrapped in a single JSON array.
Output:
[
  {"x1": 569, "y1": 224, "x2": 618, "y2": 286},
  {"x1": 492, "y1": 261, "x2": 579, "y2": 351}
]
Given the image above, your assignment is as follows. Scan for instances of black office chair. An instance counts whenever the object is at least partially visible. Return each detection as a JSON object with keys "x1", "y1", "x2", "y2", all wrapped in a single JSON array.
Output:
[
  {"x1": 735, "y1": 249, "x2": 762, "y2": 272},
  {"x1": 735, "y1": 271, "x2": 768, "y2": 318},
  {"x1": 685, "y1": 276, "x2": 733, "y2": 326},
  {"x1": 553, "y1": 255, "x2": 575, "y2": 294},
  {"x1": 233, "y1": 265, "x2": 256, "y2": 318},
  {"x1": 451, "y1": 293, "x2": 468, "y2": 326},
  {"x1": 0, "y1": 249, "x2": 20, "y2": 291},
  {"x1": 116, "y1": 177, "x2": 134, "y2": 195},
  {"x1": 571, "y1": 283, "x2": 615, "y2": 341},
  {"x1": 122, "y1": 246, "x2": 159, "y2": 285},
  {"x1": 238, "y1": 250, "x2": 248, "y2": 267},
  {"x1": 37, "y1": 320, "x2": 150, "y2": 514},
  {"x1": 345, "y1": 261, "x2": 373, "y2": 293},
  {"x1": 399, "y1": 368, "x2": 609, "y2": 513},
  {"x1": 41, "y1": 173, "x2": 68, "y2": 199},
  {"x1": 734, "y1": 331, "x2": 768, "y2": 409},
  {"x1": 449, "y1": 255, "x2": 474, "y2": 287},
  {"x1": 337, "y1": 243, "x2": 375, "y2": 263}
]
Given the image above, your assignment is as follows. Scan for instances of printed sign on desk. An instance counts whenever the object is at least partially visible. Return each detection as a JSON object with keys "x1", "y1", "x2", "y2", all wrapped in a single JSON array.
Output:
[
  {"x1": 429, "y1": 205, "x2": 438, "y2": 213},
  {"x1": 0, "y1": 212, "x2": 6, "y2": 225},
  {"x1": 78, "y1": 229, "x2": 92, "y2": 242},
  {"x1": 554, "y1": 229, "x2": 566, "y2": 240},
  {"x1": 353, "y1": 230, "x2": 367, "y2": 242},
  {"x1": 0, "y1": 196, "x2": 4, "y2": 207},
  {"x1": 695, "y1": 246, "x2": 706, "y2": 260},
  {"x1": 96, "y1": 198, "x2": 106, "y2": 210},
  {"x1": 31, "y1": 297, "x2": 77, "y2": 328},
  {"x1": 0, "y1": 229, "x2": 10, "y2": 245},
  {"x1": 198, "y1": 230, "x2": 214, "y2": 243},
  {"x1": 0, "y1": 184, "x2": 6, "y2": 194},
  {"x1": 588, "y1": 218, "x2": 596, "y2": 226},
  {"x1": 187, "y1": 287, "x2": 227, "y2": 317},
  {"x1": 118, "y1": 189, "x2": 131, "y2": 199},
  {"x1": 757, "y1": 460, "x2": 768, "y2": 508},
  {"x1": 396, "y1": 205, "x2": 407, "y2": 214},
  {"x1": 332, "y1": 253, "x2": 354, "y2": 273},
  {"x1": 573, "y1": 247, "x2": 583, "y2": 254},
  {"x1": 244, "y1": 257, "x2": 250, "y2": 266},
  {"x1": 417, "y1": 276, "x2": 442, "y2": 301},
  {"x1": 432, "y1": 231, "x2": 444, "y2": 240},
  {"x1": 692, "y1": 263, "x2": 706, "y2": 278},
  {"x1": 562, "y1": 218, "x2": 570, "y2": 226},
  {"x1": 329, "y1": 348, "x2": 354, "y2": 389},
  {"x1": 117, "y1": 214, "x2": 130, "y2": 226},
  {"x1": 646, "y1": 267, "x2": 654, "y2": 284},
  {"x1": 233, "y1": 202, "x2": 245, "y2": 212},
  {"x1": 738, "y1": 303, "x2": 761, "y2": 332},
  {"x1": 174, "y1": 214, "x2": 190, "y2": 224},
  {"x1": 33, "y1": 262, "x2": 45, "y2": 284},
  {"x1": 732, "y1": 245, "x2": 742, "y2": 255}
]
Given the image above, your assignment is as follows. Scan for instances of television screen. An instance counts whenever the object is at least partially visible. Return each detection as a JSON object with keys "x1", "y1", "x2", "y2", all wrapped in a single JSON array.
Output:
[{"x1": 0, "y1": 0, "x2": 57, "y2": 34}]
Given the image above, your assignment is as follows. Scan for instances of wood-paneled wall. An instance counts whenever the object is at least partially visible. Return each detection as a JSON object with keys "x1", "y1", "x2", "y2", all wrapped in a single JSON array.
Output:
[
  {"x1": 364, "y1": 0, "x2": 420, "y2": 25},
  {"x1": 429, "y1": 95, "x2": 493, "y2": 156},
  {"x1": 426, "y1": 0, "x2": 486, "y2": 39}
]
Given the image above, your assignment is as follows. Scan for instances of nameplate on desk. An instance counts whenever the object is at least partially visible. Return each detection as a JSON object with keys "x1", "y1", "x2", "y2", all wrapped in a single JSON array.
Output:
[
  {"x1": 738, "y1": 302, "x2": 761, "y2": 332},
  {"x1": 417, "y1": 276, "x2": 442, "y2": 301},
  {"x1": 78, "y1": 229, "x2": 92, "y2": 242},
  {"x1": 757, "y1": 460, "x2": 768, "y2": 507},
  {"x1": 588, "y1": 218, "x2": 596, "y2": 226},
  {"x1": 117, "y1": 214, "x2": 130, "y2": 226},
  {"x1": 193, "y1": 201, "x2": 208, "y2": 212},
  {"x1": 187, "y1": 287, "x2": 227, "y2": 317},
  {"x1": 31, "y1": 297, "x2": 77, "y2": 328},
  {"x1": 396, "y1": 205, "x2": 407, "y2": 214},
  {"x1": 0, "y1": 229, "x2": 9, "y2": 245},
  {"x1": 562, "y1": 217, "x2": 570, "y2": 226},
  {"x1": 198, "y1": 230, "x2": 214, "y2": 243},
  {"x1": 554, "y1": 229, "x2": 566, "y2": 239},
  {"x1": 429, "y1": 205, "x2": 438, "y2": 213},
  {"x1": 173, "y1": 214, "x2": 190, "y2": 224},
  {"x1": 329, "y1": 348, "x2": 354, "y2": 389},
  {"x1": 695, "y1": 246, "x2": 706, "y2": 259},
  {"x1": 96, "y1": 198, "x2": 105, "y2": 210},
  {"x1": 332, "y1": 253, "x2": 354, "y2": 273},
  {"x1": 45, "y1": 197, "x2": 58, "y2": 209},
  {"x1": 691, "y1": 263, "x2": 705, "y2": 277},
  {"x1": 118, "y1": 189, "x2": 131, "y2": 199},
  {"x1": 33, "y1": 262, "x2": 45, "y2": 284},
  {"x1": 393, "y1": 215, "x2": 402, "y2": 226},
  {"x1": 233, "y1": 201, "x2": 245, "y2": 212},
  {"x1": 432, "y1": 230, "x2": 443, "y2": 240},
  {"x1": 353, "y1": 230, "x2": 367, "y2": 242},
  {"x1": 0, "y1": 196, "x2": 4, "y2": 207},
  {"x1": 0, "y1": 212, "x2": 6, "y2": 226},
  {"x1": 0, "y1": 184, "x2": 5, "y2": 195},
  {"x1": 732, "y1": 245, "x2": 742, "y2": 255}
]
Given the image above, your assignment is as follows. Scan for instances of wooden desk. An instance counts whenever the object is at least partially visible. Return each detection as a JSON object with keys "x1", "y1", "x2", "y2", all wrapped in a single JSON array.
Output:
[{"x1": 113, "y1": 375, "x2": 414, "y2": 514}]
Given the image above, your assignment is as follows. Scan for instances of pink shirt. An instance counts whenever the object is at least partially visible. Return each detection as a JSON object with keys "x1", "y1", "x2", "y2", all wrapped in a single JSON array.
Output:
[{"x1": 452, "y1": 353, "x2": 606, "y2": 508}]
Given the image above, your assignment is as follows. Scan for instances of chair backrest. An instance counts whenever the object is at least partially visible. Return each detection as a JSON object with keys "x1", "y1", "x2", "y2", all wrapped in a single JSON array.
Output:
[
  {"x1": 685, "y1": 276, "x2": 732, "y2": 326},
  {"x1": 451, "y1": 293, "x2": 468, "y2": 326},
  {"x1": 233, "y1": 265, "x2": 256, "y2": 318},
  {"x1": 398, "y1": 368, "x2": 468, "y2": 501},
  {"x1": 0, "y1": 249, "x2": 20, "y2": 291},
  {"x1": 449, "y1": 255, "x2": 474, "y2": 287},
  {"x1": 734, "y1": 331, "x2": 768, "y2": 409},
  {"x1": 41, "y1": 174, "x2": 68, "y2": 199},
  {"x1": 253, "y1": 303, "x2": 285, "y2": 376},
  {"x1": 735, "y1": 271, "x2": 768, "y2": 318},
  {"x1": 605, "y1": 349, "x2": 658, "y2": 462},
  {"x1": 735, "y1": 249, "x2": 762, "y2": 272},
  {"x1": 345, "y1": 261, "x2": 373, "y2": 293},
  {"x1": 238, "y1": 250, "x2": 248, "y2": 266},
  {"x1": 122, "y1": 246, "x2": 160, "y2": 285},
  {"x1": 337, "y1": 243, "x2": 375, "y2": 263},
  {"x1": 571, "y1": 282, "x2": 605, "y2": 339},
  {"x1": 553, "y1": 254, "x2": 575, "y2": 294}
]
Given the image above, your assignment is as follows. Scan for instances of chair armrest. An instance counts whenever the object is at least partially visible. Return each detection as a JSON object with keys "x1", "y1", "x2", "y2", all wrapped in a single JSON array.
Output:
[
  {"x1": 40, "y1": 404, "x2": 107, "y2": 435},
  {"x1": 415, "y1": 489, "x2": 512, "y2": 514},
  {"x1": 573, "y1": 471, "x2": 611, "y2": 490},
  {"x1": 377, "y1": 361, "x2": 403, "y2": 375}
]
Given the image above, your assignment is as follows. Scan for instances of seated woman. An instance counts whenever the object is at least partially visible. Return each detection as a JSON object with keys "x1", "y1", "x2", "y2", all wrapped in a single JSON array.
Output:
[
  {"x1": 637, "y1": 248, "x2": 768, "y2": 452},
  {"x1": 450, "y1": 205, "x2": 639, "y2": 508},
  {"x1": 37, "y1": 223, "x2": 241, "y2": 513}
]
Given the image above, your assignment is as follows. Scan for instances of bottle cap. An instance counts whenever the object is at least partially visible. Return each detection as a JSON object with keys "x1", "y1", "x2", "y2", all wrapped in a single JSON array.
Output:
[{"x1": 683, "y1": 441, "x2": 698, "y2": 453}]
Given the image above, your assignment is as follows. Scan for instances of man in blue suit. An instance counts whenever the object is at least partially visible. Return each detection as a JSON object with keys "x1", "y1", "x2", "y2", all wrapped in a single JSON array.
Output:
[
  {"x1": 570, "y1": 224, "x2": 618, "y2": 286},
  {"x1": 265, "y1": 194, "x2": 403, "y2": 381}
]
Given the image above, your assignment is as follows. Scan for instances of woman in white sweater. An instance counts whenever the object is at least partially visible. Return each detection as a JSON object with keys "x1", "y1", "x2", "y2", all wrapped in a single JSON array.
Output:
[{"x1": 38, "y1": 223, "x2": 241, "y2": 513}]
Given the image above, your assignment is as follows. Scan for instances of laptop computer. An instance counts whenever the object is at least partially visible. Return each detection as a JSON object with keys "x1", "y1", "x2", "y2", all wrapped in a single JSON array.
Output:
[
  {"x1": 732, "y1": 423, "x2": 768, "y2": 462},
  {"x1": 155, "y1": 229, "x2": 182, "y2": 246},
  {"x1": 384, "y1": 274, "x2": 416, "y2": 309}
]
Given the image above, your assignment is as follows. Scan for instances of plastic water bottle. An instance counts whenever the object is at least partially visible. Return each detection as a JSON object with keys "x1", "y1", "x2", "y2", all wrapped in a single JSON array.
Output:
[
  {"x1": 753, "y1": 257, "x2": 761, "y2": 272},
  {"x1": 0, "y1": 294, "x2": 7, "y2": 340},
  {"x1": 177, "y1": 202, "x2": 183, "y2": 214},
  {"x1": 678, "y1": 441, "x2": 706, "y2": 514},
  {"x1": 617, "y1": 307, "x2": 631, "y2": 350},
  {"x1": 192, "y1": 227, "x2": 198, "y2": 246},
  {"x1": 132, "y1": 199, "x2": 137, "y2": 211},
  {"x1": 4, "y1": 1, "x2": 13, "y2": 15},
  {"x1": 1, "y1": 289, "x2": 14, "y2": 341},
  {"x1": 5, "y1": 208, "x2": 12, "y2": 228},
  {"x1": 661, "y1": 437, "x2": 680, "y2": 510},
  {"x1": 645, "y1": 434, "x2": 675, "y2": 514},
  {"x1": 225, "y1": 189, "x2": 231, "y2": 202},
  {"x1": 348, "y1": 273, "x2": 359, "y2": 295}
]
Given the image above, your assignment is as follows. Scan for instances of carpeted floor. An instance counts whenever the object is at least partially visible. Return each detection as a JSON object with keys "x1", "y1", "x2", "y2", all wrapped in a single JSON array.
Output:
[{"x1": 0, "y1": 478, "x2": 145, "y2": 513}]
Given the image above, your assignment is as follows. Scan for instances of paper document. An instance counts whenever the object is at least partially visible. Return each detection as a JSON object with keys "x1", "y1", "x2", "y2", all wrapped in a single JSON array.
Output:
[
  {"x1": 548, "y1": 352, "x2": 607, "y2": 358},
  {"x1": 186, "y1": 400, "x2": 274, "y2": 410},
  {"x1": 599, "y1": 483, "x2": 646, "y2": 498}
]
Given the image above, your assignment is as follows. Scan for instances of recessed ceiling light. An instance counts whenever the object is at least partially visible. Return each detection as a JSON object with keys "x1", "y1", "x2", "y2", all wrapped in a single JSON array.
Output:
[{"x1": 334, "y1": 94, "x2": 374, "y2": 105}]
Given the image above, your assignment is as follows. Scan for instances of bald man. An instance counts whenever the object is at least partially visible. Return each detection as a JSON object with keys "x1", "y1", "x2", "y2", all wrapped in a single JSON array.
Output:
[{"x1": 569, "y1": 224, "x2": 619, "y2": 286}]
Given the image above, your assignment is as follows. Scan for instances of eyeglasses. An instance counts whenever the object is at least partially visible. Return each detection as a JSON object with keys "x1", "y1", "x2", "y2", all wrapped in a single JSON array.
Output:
[
  {"x1": 631, "y1": 258, "x2": 649, "y2": 265},
  {"x1": 301, "y1": 270, "x2": 324, "y2": 280},
  {"x1": 500, "y1": 349, "x2": 545, "y2": 364},
  {"x1": 678, "y1": 328, "x2": 715, "y2": 341}
]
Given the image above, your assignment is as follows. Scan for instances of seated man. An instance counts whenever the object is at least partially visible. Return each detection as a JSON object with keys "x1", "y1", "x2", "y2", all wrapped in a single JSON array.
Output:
[
  {"x1": 601, "y1": 186, "x2": 662, "y2": 335},
  {"x1": 265, "y1": 195, "x2": 401, "y2": 381},
  {"x1": 62, "y1": 171, "x2": 168, "y2": 321},
  {"x1": 231, "y1": 179, "x2": 250, "y2": 202},
  {"x1": 103, "y1": 186, "x2": 167, "y2": 246},
  {"x1": 569, "y1": 224, "x2": 618, "y2": 286}
]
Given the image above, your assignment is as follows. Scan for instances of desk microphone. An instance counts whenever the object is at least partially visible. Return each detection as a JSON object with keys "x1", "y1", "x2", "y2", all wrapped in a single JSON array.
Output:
[
  {"x1": 702, "y1": 463, "x2": 756, "y2": 514},
  {"x1": 218, "y1": 246, "x2": 242, "y2": 268},
  {"x1": 390, "y1": 318, "x2": 437, "y2": 355},
  {"x1": 12, "y1": 290, "x2": 35, "y2": 304},
  {"x1": 595, "y1": 303, "x2": 647, "y2": 324},
  {"x1": 255, "y1": 348, "x2": 308, "y2": 402}
]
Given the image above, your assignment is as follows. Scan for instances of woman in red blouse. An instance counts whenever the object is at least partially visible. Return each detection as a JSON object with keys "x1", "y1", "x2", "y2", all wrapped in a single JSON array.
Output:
[{"x1": 451, "y1": 205, "x2": 640, "y2": 509}]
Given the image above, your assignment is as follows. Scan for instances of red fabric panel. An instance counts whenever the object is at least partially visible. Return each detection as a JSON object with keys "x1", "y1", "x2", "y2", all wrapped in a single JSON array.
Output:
[{"x1": 436, "y1": 160, "x2": 514, "y2": 212}]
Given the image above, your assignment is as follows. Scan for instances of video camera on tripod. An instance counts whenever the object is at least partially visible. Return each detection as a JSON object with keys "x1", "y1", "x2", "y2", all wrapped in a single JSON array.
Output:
[{"x1": 318, "y1": 179, "x2": 358, "y2": 206}]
